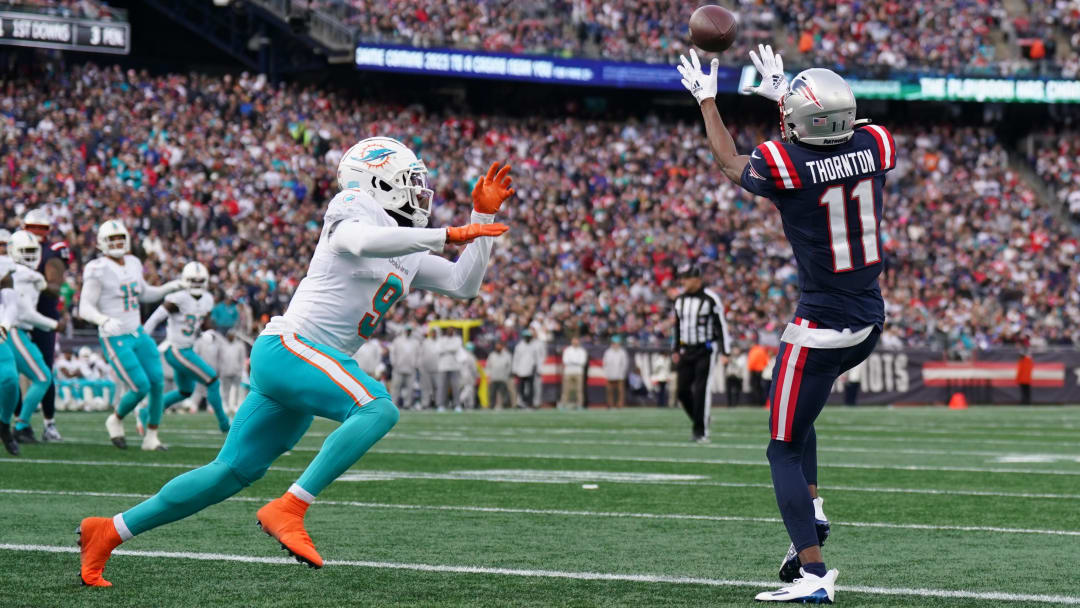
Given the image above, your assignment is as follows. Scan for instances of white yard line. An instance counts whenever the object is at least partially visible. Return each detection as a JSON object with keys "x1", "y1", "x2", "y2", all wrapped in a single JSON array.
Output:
[
  {"x1": 23, "y1": 436, "x2": 1080, "y2": 475},
  {"x1": 52, "y1": 429, "x2": 1080, "y2": 459},
  {"x1": 1, "y1": 488, "x2": 1077, "y2": 537},
  {"x1": 2, "y1": 543, "x2": 1077, "y2": 604},
  {"x1": 6, "y1": 456, "x2": 1080, "y2": 498}
]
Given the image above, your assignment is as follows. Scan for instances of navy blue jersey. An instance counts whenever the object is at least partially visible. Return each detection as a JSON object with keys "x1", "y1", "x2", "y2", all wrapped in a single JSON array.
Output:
[
  {"x1": 35, "y1": 239, "x2": 71, "y2": 320},
  {"x1": 740, "y1": 125, "x2": 896, "y2": 331}
]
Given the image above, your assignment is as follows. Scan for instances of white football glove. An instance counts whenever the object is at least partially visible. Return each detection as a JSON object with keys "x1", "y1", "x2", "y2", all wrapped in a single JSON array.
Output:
[
  {"x1": 743, "y1": 44, "x2": 788, "y2": 102},
  {"x1": 677, "y1": 49, "x2": 719, "y2": 105},
  {"x1": 101, "y1": 318, "x2": 123, "y2": 334}
]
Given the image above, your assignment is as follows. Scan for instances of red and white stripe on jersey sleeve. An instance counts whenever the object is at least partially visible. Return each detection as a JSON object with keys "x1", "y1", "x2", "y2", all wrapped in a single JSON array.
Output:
[
  {"x1": 862, "y1": 124, "x2": 896, "y2": 170},
  {"x1": 758, "y1": 141, "x2": 803, "y2": 190}
]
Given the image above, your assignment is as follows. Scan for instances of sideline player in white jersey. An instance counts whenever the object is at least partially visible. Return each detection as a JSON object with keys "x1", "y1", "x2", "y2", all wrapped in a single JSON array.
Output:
[
  {"x1": 7, "y1": 231, "x2": 64, "y2": 444},
  {"x1": 0, "y1": 228, "x2": 21, "y2": 454},
  {"x1": 142, "y1": 261, "x2": 230, "y2": 433},
  {"x1": 77, "y1": 137, "x2": 514, "y2": 587},
  {"x1": 78, "y1": 220, "x2": 181, "y2": 451}
]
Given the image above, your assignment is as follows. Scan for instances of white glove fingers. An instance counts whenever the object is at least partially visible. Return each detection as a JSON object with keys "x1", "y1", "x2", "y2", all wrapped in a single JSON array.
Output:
[
  {"x1": 775, "y1": 52, "x2": 784, "y2": 74},
  {"x1": 749, "y1": 50, "x2": 764, "y2": 73},
  {"x1": 690, "y1": 48, "x2": 701, "y2": 71}
]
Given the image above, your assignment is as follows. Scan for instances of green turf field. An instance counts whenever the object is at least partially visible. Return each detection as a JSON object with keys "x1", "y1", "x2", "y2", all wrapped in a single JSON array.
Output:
[{"x1": 1, "y1": 405, "x2": 1078, "y2": 607}]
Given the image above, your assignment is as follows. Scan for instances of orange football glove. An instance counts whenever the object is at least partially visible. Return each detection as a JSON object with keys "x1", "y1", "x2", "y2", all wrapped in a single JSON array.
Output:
[
  {"x1": 446, "y1": 223, "x2": 509, "y2": 244},
  {"x1": 471, "y1": 161, "x2": 515, "y2": 214}
]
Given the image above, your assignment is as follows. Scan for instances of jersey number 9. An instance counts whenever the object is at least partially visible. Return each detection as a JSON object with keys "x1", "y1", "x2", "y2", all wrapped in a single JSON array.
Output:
[{"x1": 358, "y1": 273, "x2": 404, "y2": 340}]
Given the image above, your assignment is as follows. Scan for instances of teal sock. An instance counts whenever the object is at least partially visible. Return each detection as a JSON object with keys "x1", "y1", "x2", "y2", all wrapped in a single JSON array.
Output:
[
  {"x1": 116, "y1": 389, "x2": 145, "y2": 418},
  {"x1": 17, "y1": 378, "x2": 50, "y2": 428},
  {"x1": 147, "y1": 383, "x2": 164, "y2": 426},
  {"x1": 121, "y1": 461, "x2": 247, "y2": 537},
  {"x1": 206, "y1": 380, "x2": 229, "y2": 431},
  {"x1": 295, "y1": 398, "x2": 398, "y2": 497}
]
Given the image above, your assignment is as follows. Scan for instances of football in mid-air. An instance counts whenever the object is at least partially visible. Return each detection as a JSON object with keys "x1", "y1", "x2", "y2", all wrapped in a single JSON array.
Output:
[{"x1": 688, "y1": 5, "x2": 738, "y2": 53}]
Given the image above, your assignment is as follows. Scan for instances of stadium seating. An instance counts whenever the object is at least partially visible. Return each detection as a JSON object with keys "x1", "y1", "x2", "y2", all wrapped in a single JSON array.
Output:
[
  {"x1": 3, "y1": 64, "x2": 1076, "y2": 350},
  {"x1": 308, "y1": 0, "x2": 1067, "y2": 75}
]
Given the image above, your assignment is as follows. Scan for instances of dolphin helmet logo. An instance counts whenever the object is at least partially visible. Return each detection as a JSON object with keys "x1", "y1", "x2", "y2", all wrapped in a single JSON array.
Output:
[{"x1": 353, "y1": 144, "x2": 396, "y2": 168}]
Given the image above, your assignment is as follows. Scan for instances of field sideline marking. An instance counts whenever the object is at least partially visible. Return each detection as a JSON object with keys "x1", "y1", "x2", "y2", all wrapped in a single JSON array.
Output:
[
  {"x1": 28, "y1": 437, "x2": 1080, "y2": 476},
  {"x1": 3, "y1": 458, "x2": 1080, "y2": 500},
  {"x1": 54, "y1": 429, "x2": 1080, "y2": 460},
  {"x1": 1, "y1": 543, "x2": 1077, "y2": 604},
  {"x1": 1, "y1": 488, "x2": 1077, "y2": 538}
]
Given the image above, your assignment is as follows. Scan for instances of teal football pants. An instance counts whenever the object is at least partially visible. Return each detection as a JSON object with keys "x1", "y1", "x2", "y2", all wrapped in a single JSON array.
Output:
[
  {"x1": 10, "y1": 329, "x2": 51, "y2": 430},
  {"x1": 143, "y1": 345, "x2": 230, "y2": 432},
  {"x1": 0, "y1": 340, "x2": 19, "y2": 425},
  {"x1": 120, "y1": 333, "x2": 398, "y2": 537},
  {"x1": 100, "y1": 328, "x2": 164, "y2": 426}
]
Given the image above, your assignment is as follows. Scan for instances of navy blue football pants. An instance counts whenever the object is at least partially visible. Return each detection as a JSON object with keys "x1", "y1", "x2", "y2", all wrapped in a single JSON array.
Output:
[{"x1": 766, "y1": 326, "x2": 880, "y2": 552}]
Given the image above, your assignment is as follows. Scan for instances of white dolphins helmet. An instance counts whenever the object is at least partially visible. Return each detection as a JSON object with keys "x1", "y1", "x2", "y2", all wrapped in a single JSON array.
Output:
[
  {"x1": 78, "y1": 346, "x2": 93, "y2": 360},
  {"x1": 97, "y1": 220, "x2": 130, "y2": 258},
  {"x1": 181, "y1": 261, "x2": 210, "y2": 297},
  {"x1": 9, "y1": 230, "x2": 41, "y2": 268},
  {"x1": 337, "y1": 137, "x2": 433, "y2": 227}
]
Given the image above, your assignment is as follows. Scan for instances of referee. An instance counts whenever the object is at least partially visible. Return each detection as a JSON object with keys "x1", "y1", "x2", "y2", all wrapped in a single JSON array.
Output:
[{"x1": 672, "y1": 266, "x2": 730, "y2": 442}]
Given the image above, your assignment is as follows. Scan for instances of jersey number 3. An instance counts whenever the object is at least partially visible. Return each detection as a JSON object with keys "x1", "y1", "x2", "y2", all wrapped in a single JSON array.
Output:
[
  {"x1": 358, "y1": 273, "x2": 404, "y2": 339},
  {"x1": 819, "y1": 179, "x2": 880, "y2": 272}
]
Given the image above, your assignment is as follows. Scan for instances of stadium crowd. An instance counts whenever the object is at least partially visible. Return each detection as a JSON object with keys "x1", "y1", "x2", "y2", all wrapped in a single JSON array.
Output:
[
  {"x1": 1, "y1": 0, "x2": 120, "y2": 19},
  {"x1": 314, "y1": 0, "x2": 1064, "y2": 75},
  {"x1": 1030, "y1": 129, "x2": 1080, "y2": 226},
  {"x1": 1, "y1": 63, "x2": 1077, "y2": 355}
]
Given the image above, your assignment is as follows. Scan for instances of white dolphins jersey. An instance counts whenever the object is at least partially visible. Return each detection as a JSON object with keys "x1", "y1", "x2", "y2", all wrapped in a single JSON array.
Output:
[
  {"x1": 83, "y1": 255, "x2": 149, "y2": 336},
  {"x1": 164, "y1": 290, "x2": 215, "y2": 349},
  {"x1": 264, "y1": 190, "x2": 428, "y2": 355},
  {"x1": 0, "y1": 256, "x2": 14, "y2": 279},
  {"x1": 11, "y1": 264, "x2": 45, "y2": 330}
]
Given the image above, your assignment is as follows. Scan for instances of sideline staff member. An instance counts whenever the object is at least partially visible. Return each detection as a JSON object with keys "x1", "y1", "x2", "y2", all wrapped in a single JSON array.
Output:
[{"x1": 672, "y1": 266, "x2": 730, "y2": 442}]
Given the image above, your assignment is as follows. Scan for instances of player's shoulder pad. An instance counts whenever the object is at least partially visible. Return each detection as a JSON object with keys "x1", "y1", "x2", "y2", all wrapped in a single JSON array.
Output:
[
  {"x1": 750, "y1": 140, "x2": 805, "y2": 190},
  {"x1": 856, "y1": 124, "x2": 897, "y2": 171},
  {"x1": 326, "y1": 189, "x2": 381, "y2": 223},
  {"x1": 48, "y1": 240, "x2": 72, "y2": 262},
  {"x1": 164, "y1": 290, "x2": 185, "y2": 304},
  {"x1": 124, "y1": 254, "x2": 143, "y2": 269}
]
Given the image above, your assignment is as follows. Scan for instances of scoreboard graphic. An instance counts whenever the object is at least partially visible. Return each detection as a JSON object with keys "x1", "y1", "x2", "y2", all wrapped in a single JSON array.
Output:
[{"x1": 0, "y1": 11, "x2": 129, "y2": 55}]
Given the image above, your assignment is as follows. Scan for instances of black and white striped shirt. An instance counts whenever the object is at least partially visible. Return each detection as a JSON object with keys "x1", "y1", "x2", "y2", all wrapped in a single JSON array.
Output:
[{"x1": 673, "y1": 288, "x2": 731, "y2": 354}]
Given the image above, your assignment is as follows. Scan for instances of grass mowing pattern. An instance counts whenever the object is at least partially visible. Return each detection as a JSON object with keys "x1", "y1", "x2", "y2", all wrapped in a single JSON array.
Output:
[{"x1": 1, "y1": 406, "x2": 1078, "y2": 607}]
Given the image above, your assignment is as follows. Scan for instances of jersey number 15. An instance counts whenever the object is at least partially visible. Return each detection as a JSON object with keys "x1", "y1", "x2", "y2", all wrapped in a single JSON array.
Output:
[
  {"x1": 819, "y1": 179, "x2": 880, "y2": 272},
  {"x1": 358, "y1": 273, "x2": 404, "y2": 339}
]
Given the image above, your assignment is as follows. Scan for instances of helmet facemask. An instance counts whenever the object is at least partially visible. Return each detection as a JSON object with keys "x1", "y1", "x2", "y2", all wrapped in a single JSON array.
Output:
[{"x1": 370, "y1": 163, "x2": 433, "y2": 228}]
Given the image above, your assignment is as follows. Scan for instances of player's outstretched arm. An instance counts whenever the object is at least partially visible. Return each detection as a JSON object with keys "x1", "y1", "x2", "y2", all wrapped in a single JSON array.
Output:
[
  {"x1": 143, "y1": 304, "x2": 169, "y2": 335},
  {"x1": 412, "y1": 161, "x2": 515, "y2": 299},
  {"x1": 16, "y1": 288, "x2": 58, "y2": 331},
  {"x1": 139, "y1": 275, "x2": 182, "y2": 303},
  {"x1": 677, "y1": 49, "x2": 749, "y2": 184}
]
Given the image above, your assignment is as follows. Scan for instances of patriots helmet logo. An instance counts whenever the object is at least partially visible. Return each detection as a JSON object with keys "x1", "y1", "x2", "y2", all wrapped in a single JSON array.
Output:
[
  {"x1": 790, "y1": 78, "x2": 824, "y2": 109},
  {"x1": 353, "y1": 144, "x2": 396, "y2": 168}
]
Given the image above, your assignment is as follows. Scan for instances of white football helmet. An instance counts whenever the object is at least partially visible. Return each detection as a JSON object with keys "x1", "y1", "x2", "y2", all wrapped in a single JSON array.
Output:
[
  {"x1": 181, "y1": 261, "x2": 210, "y2": 296},
  {"x1": 9, "y1": 230, "x2": 41, "y2": 268},
  {"x1": 22, "y1": 208, "x2": 51, "y2": 230},
  {"x1": 779, "y1": 68, "x2": 857, "y2": 146},
  {"x1": 78, "y1": 346, "x2": 93, "y2": 360},
  {"x1": 97, "y1": 220, "x2": 130, "y2": 258},
  {"x1": 337, "y1": 137, "x2": 433, "y2": 227}
]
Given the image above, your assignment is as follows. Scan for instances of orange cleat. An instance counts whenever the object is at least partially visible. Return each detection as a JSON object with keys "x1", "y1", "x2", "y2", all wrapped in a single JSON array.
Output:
[
  {"x1": 77, "y1": 517, "x2": 123, "y2": 587},
  {"x1": 255, "y1": 493, "x2": 323, "y2": 568}
]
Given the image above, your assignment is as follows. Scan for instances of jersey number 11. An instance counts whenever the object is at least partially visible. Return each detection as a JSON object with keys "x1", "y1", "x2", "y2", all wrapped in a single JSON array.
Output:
[{"x1": 819, "y1": 179, "x2": 880, "y2": 272}]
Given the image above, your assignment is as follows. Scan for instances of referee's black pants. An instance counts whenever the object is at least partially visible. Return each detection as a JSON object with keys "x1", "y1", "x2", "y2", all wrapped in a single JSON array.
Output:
[{"x1": 676, "y1": 346, "x2": 711, "y2": 438}]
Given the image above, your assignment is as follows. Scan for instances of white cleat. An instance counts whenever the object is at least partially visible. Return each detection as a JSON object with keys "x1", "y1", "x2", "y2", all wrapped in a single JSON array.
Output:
[
  {"x1": 755, "y1": 568, "x2": 837, "y2": 603},
  {"x1": 105, "y1": 413, "x2": 126, "y2": 449},
  {"x1": 141, "y1": 429, "x2": 167, "y2": 452}
]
